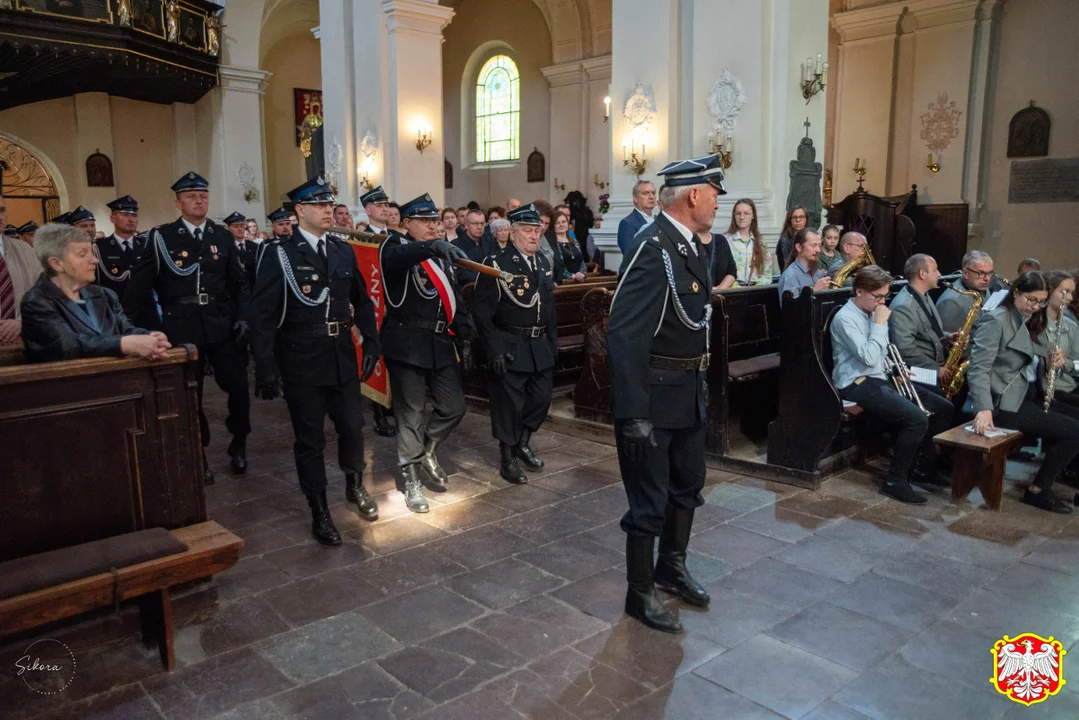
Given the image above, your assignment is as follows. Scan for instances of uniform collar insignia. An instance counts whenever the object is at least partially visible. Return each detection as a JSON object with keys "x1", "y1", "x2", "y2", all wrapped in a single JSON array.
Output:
[{"x1": 677, "y1": 242, "x2": 689, "y2": 257}]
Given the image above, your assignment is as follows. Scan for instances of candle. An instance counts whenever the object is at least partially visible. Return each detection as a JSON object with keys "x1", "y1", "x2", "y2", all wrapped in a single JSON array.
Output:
[
  {"x1": 641, "y1": 144, "x2": 646, "y2": 159},
  {"x1": 708, "y1": 132, "x2": 715, "y2": 149},
  {"x1": 726, "y1": 133, "x2": 733, "y2": 153},
  {"x1": 623, "y1": 145, "x2": 628, "y2": 161},
  {"x1": 854, "y1": 157, "x2": 861, "y2": 170},
  {"x1": 604, "y1": 96, "x2": 610, "y2": 117},
  {"x1": 816, "y1": 53, "x2": 823, "y2": 74},
  {"x1": 594, "y1": 173, "x2": 599, "y2": 184}
]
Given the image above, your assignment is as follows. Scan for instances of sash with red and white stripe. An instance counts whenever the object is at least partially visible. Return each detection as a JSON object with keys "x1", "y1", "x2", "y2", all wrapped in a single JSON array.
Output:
[{"x1": 420, "y1": 258, "x2": 456, "y2": 326}]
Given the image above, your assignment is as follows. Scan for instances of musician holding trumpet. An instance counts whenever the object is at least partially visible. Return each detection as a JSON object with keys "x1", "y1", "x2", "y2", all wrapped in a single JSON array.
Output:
[{"x1": 830, "y1": 266, "x2": 953, "y2": 504}]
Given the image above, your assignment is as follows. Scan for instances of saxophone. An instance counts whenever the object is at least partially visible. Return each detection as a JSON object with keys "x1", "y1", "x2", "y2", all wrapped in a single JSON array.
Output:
[
  {"x1": 829, "y1": 245, "x2": 876, "y2": 288},
  {"x1": 940, "y1": 282, "x2": 982, "y2": 399}
]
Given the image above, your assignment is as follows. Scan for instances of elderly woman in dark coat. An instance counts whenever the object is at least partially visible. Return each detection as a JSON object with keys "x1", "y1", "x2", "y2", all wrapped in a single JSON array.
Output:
[{"x1": 20, "y1": 223, "x2": 171, "y2": 363}]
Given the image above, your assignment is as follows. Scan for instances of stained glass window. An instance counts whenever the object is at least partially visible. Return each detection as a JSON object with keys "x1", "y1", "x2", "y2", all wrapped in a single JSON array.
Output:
[{"x1": 475, "y1": 55, "x2": 520, "y2": 164}]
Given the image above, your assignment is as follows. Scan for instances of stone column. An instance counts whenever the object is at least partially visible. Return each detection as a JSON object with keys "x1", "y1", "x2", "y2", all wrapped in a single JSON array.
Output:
[
  {"x1": 204, "y1": 66, "x2": 272, "y2": 220},
  {"x1": 541, "y1": 61, "x2": 588, "y2": 202}
]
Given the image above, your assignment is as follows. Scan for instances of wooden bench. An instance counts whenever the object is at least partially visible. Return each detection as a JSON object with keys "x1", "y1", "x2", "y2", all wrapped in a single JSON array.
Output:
[
  {"x1": 0, "y1": 521, "x2": 243, "y2": 670},
  {"x1": 573, "y1": 287, "x2": 614, "y2": 423},
  {"x1": 934, "y1": 426, "x2": 1024, "y2": 511}
]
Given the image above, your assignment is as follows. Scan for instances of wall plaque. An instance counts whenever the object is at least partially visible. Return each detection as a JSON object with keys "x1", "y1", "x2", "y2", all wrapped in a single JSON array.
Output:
[
  {"x1": 527, "y1": 147, "x2": 545, "y2": 183},
  {"x1": 1007, "y1": 102, "x2": 1050, "y2": 158},
  {"x1": 1008, "y1": 158, "x2": 1079, "y2": 204}
]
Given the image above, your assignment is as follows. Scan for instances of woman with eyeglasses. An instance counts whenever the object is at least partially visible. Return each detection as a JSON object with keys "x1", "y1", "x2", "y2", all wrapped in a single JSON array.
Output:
[
  {"x1": 968, "y1": 271, "x2": 1079, "y2": 513},
  {"x1": 774, "y1": 206, "x2": 808, "y2": 273},
  {"x1": 936, "y1": 250, "x2": 996, "y2": 334},
  {"x1": 724, "y1": 198, "x2": 772, "y2": 285}
]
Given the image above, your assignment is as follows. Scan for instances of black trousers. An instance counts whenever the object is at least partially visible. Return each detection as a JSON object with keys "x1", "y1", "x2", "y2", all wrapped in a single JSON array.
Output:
[
  {"x1": 196, "y1": 340, "x2": 251, "y2": 447},
  {"x1": 488, "y1": 368, "x2": 553, "y2": 445},
  {"x1": 386, "y1": 360, "x2": 466, "y2": 468},
  {"x1": 615, "y1": 419, "x2": 706, "y2": 537},
  {"x1": 841, "y1": 377, "x2": 954, "y2": 483},
  {"x1": 996, "y1": 399, "x2": 1079, "y2": 491},
  {"x1": 282, "y1": 377, "x2": 366, "y2": 496}
]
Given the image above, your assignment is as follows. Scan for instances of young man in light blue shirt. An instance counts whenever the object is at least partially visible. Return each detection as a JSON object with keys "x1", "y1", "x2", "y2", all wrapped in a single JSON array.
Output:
[
  {"x1": 831, "y1": 265, "x2": 953, "y2": 504},
  {"x1": 777, "y1": 229, "x2": 831, "y2": 306}
]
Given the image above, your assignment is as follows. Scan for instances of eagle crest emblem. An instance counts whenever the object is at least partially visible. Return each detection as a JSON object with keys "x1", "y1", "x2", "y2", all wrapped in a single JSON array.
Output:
[{"x1": 991, "y1": 633, "x2": 1066, "y2": 706}]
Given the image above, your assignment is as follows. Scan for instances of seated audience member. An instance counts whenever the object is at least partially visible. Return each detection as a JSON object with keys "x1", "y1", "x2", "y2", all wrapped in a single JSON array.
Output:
[
  {"x1": 617, "y1": 180, "x2": 656, "y2": 253},
  {"x1": 831, "y1": 231, "x2": 869, "y2": 287},
  {"x1": 774, "y1": 205, "x2": 808, "y2": 272},
  {"x1": 564, "y1": 190, "x2": 594, "y2": 261},
  {"x1": 332, "y1": 203, "x2": 354, "y2": 230},
  {"x1": 723, "y1": 198, "x2": 771, "y2": 286},
  {"x1": 506, "y1": 198, "x2": 522, "y2": 212},
  {"x1": 20, "y1": 223, "x2": 171, "y2": 363},
  {"x1": 969, "y1": 271, "x2": 1079, "y2": 513},
  {"x1": 937, "y1": 250, "x2": 994, "y2": 333},
  {"x1": 1032, "y1": 270, "x2": 1079, "y2": 411},
  {"x1": 1067, "y1": 269, "x2": 1079, "y2": 323},
  {"x1": 554, "y1": 212, "x2": 585, "y2": 283},
  {"x1": 441, "y1": 207, "x2": 460, "y2": 242},
  {"x1": 489, "y1": 219, "x2": 511, "y2": 251},
  {"x1": 0, "y1": 193, "x2": 41, "y2": 346},
  {"x1": 706, "y1": 231, "x2": 736, "y2": 291},
  {"x1": 776, "y1": 229, "x2": 831, "y2": 305},
  {"x1": 386, "y1": 203, "x2": 403, "y2": 233},
  {"x1": 453, "y1": 208, "x2": 490, "y2": 284},
  {"x1": 1018, "y1": 258, "x2": 1041, "y2": 275},
  {"x1": 831, "y1": 265, "x2": 953, "y2": 503},
  {"x1": 487, "y1": 206, "x2": 506, "y2": 224},
  {"x1": 819, "y1": 224, "x2": 844, "y2": 274},
  {"x1": 456, "y1": 207, "x2": 469, "y2": 227},
  {"x1": 889, "y1": 253, "x2": 952, "y2": 394}
]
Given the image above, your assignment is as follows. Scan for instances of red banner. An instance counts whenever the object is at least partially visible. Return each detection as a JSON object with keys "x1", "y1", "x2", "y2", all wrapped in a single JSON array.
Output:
[{"x1": 346, "y1": 238, "x2": 390, "y2": 408}]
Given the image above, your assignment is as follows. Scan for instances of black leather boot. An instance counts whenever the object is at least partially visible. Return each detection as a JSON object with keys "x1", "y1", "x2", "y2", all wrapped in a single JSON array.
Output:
[
  {"x1": 655, "y1": 508, "x2": 710, "y2": 607},
  {"x1": 345, "y1": 473, "x2": 379, "y2": 521},
  {"x1": 307, "y1": 492, "x2": 342, "y2": 545},
  {"x1": 227, "y1": 435, "x2": 248, "y2": 475},
  {"x1": 373, "y1": 405, "x2": 397, "y2": 437},
  {"x1": 514, "y1": 429, "x2": 544, "y2": 471},
  {"x1": 202, "y1": 450, "x2": 215, "y2": 486},
  {"x1": 401, "y1": 464, "x2": 430, "y2": 513},
  {"x1": 420, "y1": 438, "x2": 449, "y2": 492},
  {"x1": 625, "y1": 534, "x2": 682, "y2": 633},
  {"x1": 499, "y1": 442, "x2": 528, "y2": 485}
]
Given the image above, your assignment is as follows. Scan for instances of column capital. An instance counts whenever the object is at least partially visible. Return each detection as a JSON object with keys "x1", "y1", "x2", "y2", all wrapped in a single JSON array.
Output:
[
  {"x1": 831, "y1": 1, "x2": 905, "y2": 42},
  {"x1": 541, "y1": 60, "x2": 586, "y2": 88},
  {"x1": 381, "y1": 0, "x2": 454, "y2": 38},
  {"x1": 219, "y1": 65, "x2": 272, "y2": 95},
  {"x1": 581, "y1": 54, "x2": 612, "y2": 82}
]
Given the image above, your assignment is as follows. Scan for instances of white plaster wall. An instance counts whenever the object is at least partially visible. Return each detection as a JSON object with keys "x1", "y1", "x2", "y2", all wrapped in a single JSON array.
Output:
[
  {"x1": 442, "y1": 0, "x2": 553, "y2": 208},
  {"x1": 980, "y1": 0, "x2": 1079, "y2": 272},
  {"x1": 110, "y1": 97, "x2": 180, "y2": 230}
]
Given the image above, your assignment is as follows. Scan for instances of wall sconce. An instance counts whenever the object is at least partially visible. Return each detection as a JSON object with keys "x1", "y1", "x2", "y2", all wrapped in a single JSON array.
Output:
[
  {"x1": 603, "y1": 96, "x2": 610, "y2": 123},
  {"x1": 357, "y1": 158, "x2": 375, "y2": 192},
  {"x1": 415, "y1": 126, "x2": 433, "y2": 154},
  {"x1": 801, "y1": 53, "x2": 828, "y2": 104},
  {"x1": 553, "y1": 177, "x2": 566, "y2": 192},
  {"x1": 707, "y1": 131, "x2": 734, "y2": 170},
  {"x1": 853, "y1": 157, "x2": 867, "y2": 192},
  {"x1": 926, "y1": 152, "x2": 941, "y2": 173},
  {"x1": 622, "y1": 139, "x2": 648, "y2": 178},
  {"x1": 593, "y1": 173, "x2": 607, "y2": 190}
]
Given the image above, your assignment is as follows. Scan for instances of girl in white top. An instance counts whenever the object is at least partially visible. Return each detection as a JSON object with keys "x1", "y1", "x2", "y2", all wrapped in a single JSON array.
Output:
[{"x1": 723, "y1": 198, "x2": 772, "y2": 286}]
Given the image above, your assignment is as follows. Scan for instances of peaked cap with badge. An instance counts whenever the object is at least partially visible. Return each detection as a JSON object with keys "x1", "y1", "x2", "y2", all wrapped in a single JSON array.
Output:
[
  {"x1": 66, "y1": 206, "x2": 96, "y2": 224},
  {"x1": 107, "y1": 195, "x2": 139, "y2": 214},
  {"x1": 171, "y1": 171, "x2": 209, "y2": 193},
  {"x1": 267, "y1": 207, "x2": 291, "y2": 223},
  {"x1": 656, "y1": 152, "x2": 727, "y2": 194},
  {"x1": 50, "y1": 212, "x2": 71, "y2": 224},
  {"x1": 287, "y1": 177, "x2": 336, "y2": 205},
  {"x1": 17, "y1": 220, "x2": 39, "y2": 236},
  {"x1": 399, "y1": 193, "x2": 439, "y2": 219},
  {"x1": 360, "y1": 185, "x2": 390, "y2": 207},
  {"x1": 223, "y1": 211, "x2": 247, "y2": 226},
  {"x1": 507, "y1": 204, "x2": 543, "y2": 226}
]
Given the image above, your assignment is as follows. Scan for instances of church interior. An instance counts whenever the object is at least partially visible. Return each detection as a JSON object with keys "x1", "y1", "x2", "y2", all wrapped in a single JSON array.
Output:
[{"x1": 2, "y1": 0, "x2": 1079, "y2": 718}]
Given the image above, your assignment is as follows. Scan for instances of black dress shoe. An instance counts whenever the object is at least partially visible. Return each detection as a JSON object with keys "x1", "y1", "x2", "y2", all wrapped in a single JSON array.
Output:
[
  {"x1": 1022, "y1": 488, "x2": 1073, "y2": 514},
  {"x1": 202, "y1": 451, "x2": 215, "y2": 486},
  {"x1": 227, "y1": 435, "x2": 248, "y2": 475},
  {"x1": 655, "y1": 508, "x2": 710, "y2": 607},
  {"x1": 345, "y1": 473, "x2": 379, "y2": 521},
  {"x1": 373, "y1": 406, "x2": 397, "y2": 437},
  {"x1": 307, "y1": 492, "x2": 342, "y2": 545},
  {"x1": 881, "y1": 480, "x2": 927, "y2": 504},
  {"x1": 401, "y1": 464, "x2": 430, "y2": 513},
  {"x1": 909, "y1": 467, "x2": 949, "y2": 488},
  {"x1": 499, "y1": 443, "x2": 528, "y2": 485},
  {"x1": 420, "y1": 438, "x2": 449, "y2": 492},
  {"x1": 625, "y1": 534, "x2": 682, "y2": 633},
  {"x1": 514, "y1": 430, "x2": 544, "y2": 471}
]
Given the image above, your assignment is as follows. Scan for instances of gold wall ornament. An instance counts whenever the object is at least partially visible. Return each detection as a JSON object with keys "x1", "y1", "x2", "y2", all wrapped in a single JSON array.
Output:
[
  {"x1": 206, "y1": 15, "x2": 220, "y2": 57},
  {"x1": 823, "y1": 168, "x2": 833, "y2": 207},
  {"x1": 117, "y1": 0, "x2": 133, "y2": 28},
  {"x1": 919, "y1": 91, "x2": 962, "y2": 154},
  {"x1": 166, "y1": 1, "x2": 180, "y2": 43},
  {"x1": 298, "y1": 112, "x2": 323, "y2": 159}
]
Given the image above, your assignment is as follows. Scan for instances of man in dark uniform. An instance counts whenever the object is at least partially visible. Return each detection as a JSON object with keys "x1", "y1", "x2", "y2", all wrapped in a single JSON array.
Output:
[
  {"x1": 361, "y1": 185, "x2": 399, "y2": 437},
  {"x1": 93, "y1": 195, "x2": 142, "y2": 303},
  {"x1": 251, "y1": 177, "x2": 381, "y2": 545},
  {"x1": 379, "y1": 193, "x2": 473, "y2": 513},
  {"x1": 225, "y1": 211, "x2": 258, "y2": 288},
  {"x1": 124, "y1": 172, "x2": 252, "y2": 484},
  {"x1": 472, "y1": 204, "x2": 557, "y2": 484},
  {"x1": 66, "y1": 206, "x2": 97, "y2": 238},
  {"x1": 608, "y1": 153, "x2": 726, "y2": 633},
  {"x1": 255, "y1": 207, "x2": 295, "y2": 274},
  {"x1": 17, "y1": 221, "x2": 39, "y2": 244}
]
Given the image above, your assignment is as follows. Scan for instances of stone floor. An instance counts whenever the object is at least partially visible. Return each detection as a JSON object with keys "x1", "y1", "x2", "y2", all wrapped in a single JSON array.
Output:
[{"x1": 4, "y1": 385, "x2": 1079, "y2": 720}]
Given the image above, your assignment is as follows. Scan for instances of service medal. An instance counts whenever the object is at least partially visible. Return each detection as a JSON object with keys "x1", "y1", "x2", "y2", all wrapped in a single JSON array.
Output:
[
  {"x1": 524, "y1": 280, "x2": 530, "y2": 288},
  {"x1": 213, "y1": 254, "x2": 219, "y2": 260},
  {"x1": 311, "y1": 274, "x2": 319, "y2": 281},
  {"x1": 176, "y1": 260, "x2": 183, "y2": 267},
  {"x1": 517, "y1": 289, "x2": 525, "y2": 296},
  {"x1": 691, "y1": 281, "x2": 699, "y2": 292},
  {"x1": 181, "y1": 250, "x2": 189, "y2": 257},
  {"x1": 112, "y1": 267, "x2": 118, "y2": 274},
  {"x1": 302, "y1": 285, "x2": 312, "y2": 294}
]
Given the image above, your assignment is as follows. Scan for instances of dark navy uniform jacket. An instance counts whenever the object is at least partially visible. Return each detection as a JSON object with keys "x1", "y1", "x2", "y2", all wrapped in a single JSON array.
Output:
[
  {"x1": 123, "y1": 217, "x2": 250, "y2": 347},
  {"x1": 93, "y1": 233, "x2": 143, "y2": 299},
  {"x1": 251, "y1": 230, "x2": 380, "y2": 387},
  {"x1": 378, "y1": 233, "x2": 473, "y2": 370},
  {"x1": 471, "y1": 243, "x2": 558, "y2": 374},
  {"x1": 607, "y1": 213, "x2": 710, "y2": 429},
  {"x1": 232, "y1": 240, "x2": 259, "y2": 289}
]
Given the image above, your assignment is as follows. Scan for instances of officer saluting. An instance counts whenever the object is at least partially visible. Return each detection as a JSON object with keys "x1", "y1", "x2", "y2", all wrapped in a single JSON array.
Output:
[
  {"x1": 124, "y1": 172, "x2": 252, "y2": 484},
  {"x1": 472, "y1": 204, "x2": 558, "y2": 484},
  {"x1": 251, "y1": 177, "x2": 381, "y2": 545},
  {"x1": 224, "y1": 211, "x2": 258, "y2": 288},
  {"x1": 379, "y1": 193, "x2": 474, "y2": 513},
  {"x1": 608, "y1": 153, "x2": 726, "y2": 633}
]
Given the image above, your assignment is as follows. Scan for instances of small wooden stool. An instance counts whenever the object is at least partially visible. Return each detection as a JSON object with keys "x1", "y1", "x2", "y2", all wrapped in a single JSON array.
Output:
[{"x1": 934, "y1": 425, "x2": 1025, "y2": 510}]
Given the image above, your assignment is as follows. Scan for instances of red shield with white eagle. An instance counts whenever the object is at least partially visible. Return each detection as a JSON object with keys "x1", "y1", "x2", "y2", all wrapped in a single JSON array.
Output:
[{"x1": 990, "y1": 633, "x2": 1066, "y2": 706}]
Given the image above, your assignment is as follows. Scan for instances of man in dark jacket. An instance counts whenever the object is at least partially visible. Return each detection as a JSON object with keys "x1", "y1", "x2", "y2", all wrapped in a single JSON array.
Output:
[
  {"x1": 251, "y1": 177, "x2": 382, "y2": 545},
  {"x1": 471, "y1": 204, "x2": 558, "y2": 484}
]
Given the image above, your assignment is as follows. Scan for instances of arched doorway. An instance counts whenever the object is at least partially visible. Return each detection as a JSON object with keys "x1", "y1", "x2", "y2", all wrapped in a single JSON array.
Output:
[{"x1": 0, "y1": 136, "x2": 61, "y2": 227}]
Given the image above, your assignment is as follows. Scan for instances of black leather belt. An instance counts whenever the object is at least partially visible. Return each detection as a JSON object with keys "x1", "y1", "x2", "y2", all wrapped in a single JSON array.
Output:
[
  {"x1": 283, "y1": 321, "x2": 344, "y2": 337},
  {"x1": 392, "y1": 317, "x2": 448, "y2": 334},
  {"x1": 499, "y1": 324, "x2": 546, "y2": 338},
  {"x1": 650, "y1": 354, "x2": 710, "y2": 371},
  {"x1": 168, "y1": 293, "x2": 229, "y2": 306}
]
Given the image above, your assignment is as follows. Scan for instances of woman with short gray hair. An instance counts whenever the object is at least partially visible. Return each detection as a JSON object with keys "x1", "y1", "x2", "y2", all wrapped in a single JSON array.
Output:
[
  {"x1": 20, "y1": 223, "x2": 171, "y2": 362},
  {"x1": 490, "y1": 218, "x2": 511, "y2": 250}
]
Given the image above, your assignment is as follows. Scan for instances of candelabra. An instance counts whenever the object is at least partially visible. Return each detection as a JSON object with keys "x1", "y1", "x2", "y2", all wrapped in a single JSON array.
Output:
[
  {"x1": 853, "y1": 157, "x2": 867, "y2": 192},
  {"x1": 801, "y1": 53, "x2": 828, "y2": 104},
  {"x1": 592, "y1": 173, "x2": 608, "y2": 190},
  {"x1": 415, "y1": 127, "x2": 433, "y2": 154},
  {"x1": 553, "y1": 177, "x2": 566, "y2": 192},
  {"x1": 707, "y1": 132, "x2": 734, "y2": 170},
  {"x1": 622, "y1": 140, "x2": 648, "y2": 178}
]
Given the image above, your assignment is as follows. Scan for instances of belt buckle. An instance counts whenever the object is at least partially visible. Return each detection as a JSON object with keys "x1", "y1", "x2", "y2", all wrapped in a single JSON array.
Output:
[
  {"x1": 530, "y1": 327, "x2": 541, "y2": 338},
  {"x1": 698, "y1": 354, "x2": 710, "y2": 372},
  {"x1": 197, "y1": 293, "x2": 209, "y2": 305},
  {"x1": 434, "y1": 320, "x2": 446, "y2": 334},
  {"x1": 325, "y1": 321, "x2": 340, "y2": 337}
]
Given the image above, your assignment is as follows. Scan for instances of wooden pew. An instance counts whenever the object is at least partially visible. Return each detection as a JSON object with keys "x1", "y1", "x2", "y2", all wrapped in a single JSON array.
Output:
[
  {"x1": 573, "y1": 287, "x2": 614, "y2": 423},
  {"x1": 0, "y1": 521, "x2": 242, "y2": 670},
  {"x1": 0, "y1": 346, "x2": 205, "y2": 562}
]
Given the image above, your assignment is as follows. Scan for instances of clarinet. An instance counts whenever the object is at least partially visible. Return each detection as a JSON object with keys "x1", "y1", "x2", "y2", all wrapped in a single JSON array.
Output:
[{"x1": 1043, "y1": 290, "x2": 1070, "y2": 411}]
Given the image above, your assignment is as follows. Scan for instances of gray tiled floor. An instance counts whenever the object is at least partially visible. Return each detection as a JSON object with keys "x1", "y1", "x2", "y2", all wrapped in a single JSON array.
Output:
[{"x1": 3, "y1": 386, "x2": 1079, "y2": 719}]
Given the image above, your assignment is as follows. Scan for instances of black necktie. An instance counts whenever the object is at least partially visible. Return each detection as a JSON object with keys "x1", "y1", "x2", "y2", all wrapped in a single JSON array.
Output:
[
  {"x1": 317, "y1": 239, "x2": 326, "y2": 260},
  {"x1": 528, "y1": 256, "x2": 536, "y2": 275},
  {"x1": 193, "y1": 228, "x2": 202, "y2": 243}
]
